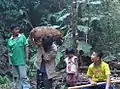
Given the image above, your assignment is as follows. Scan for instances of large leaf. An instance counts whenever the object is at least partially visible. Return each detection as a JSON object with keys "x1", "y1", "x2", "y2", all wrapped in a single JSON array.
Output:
[
  {"x1": 30, "y1": 53, "x2": 37, "y2": 62},
  {"x1": 55, "y1": 9, "x2": 67, "y2": 17},
  {"x1": 57, "y1": 13, "x2": 70, "y2": 22},
  {"x1": 89, "y1": 1, "x2": 102, "y2": 5},
  {"x1": 77, "y1": 41, "x2": 92, "y2": 53},
  {"x1": 60, "y1": 84, "x2": 66, "y2": 89},
  {"x1": 103, "y1": 55, "x2": 116, "y2": 62},
  {"x1": 55, "y1": 36, "x2": 73, "y2": 66},
  {"x1": 116, "y1": 31, "x2": 120, "y2": 34},
  {"x1": 77, "y1": 25, "x2": 90, "y2": 33},
  {"x1": 55, "y1": 50, "x2": 63, "y2": 66},
  {"x1": 51, "y1": 25, "x2": 60, "y2": 29},
  {"x1": 81, "y1": 17, "x2": 89, "y2": 22},
  {"x1": 62, "y1": 37, "x2": 73, "y2": 48},
  {"x1": 34, "y1": 2, "x2": 40, "y2": 10},
  {"x1": 19, "y1": 9, "x2": 24, "y2": 15},
  {"x1": 90, "y1": 15, "x2": 105, "y2": 22},
  {"x1": 52, "y1": 9, "x2": 70, "y2": 22},
  {"x1": 81, "y1": 15, "x2": 105, "y2": 23}
]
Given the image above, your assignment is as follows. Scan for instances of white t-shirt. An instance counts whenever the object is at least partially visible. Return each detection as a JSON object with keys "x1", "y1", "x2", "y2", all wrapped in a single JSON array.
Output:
[{"x1": 65, "y1": 56, "x2": 78, "y2": 74}]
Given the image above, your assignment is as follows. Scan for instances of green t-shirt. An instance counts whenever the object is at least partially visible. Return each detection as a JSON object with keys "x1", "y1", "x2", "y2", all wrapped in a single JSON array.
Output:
[{"x1": 7, "y1": 33, "x2": 28, "y2": 65}]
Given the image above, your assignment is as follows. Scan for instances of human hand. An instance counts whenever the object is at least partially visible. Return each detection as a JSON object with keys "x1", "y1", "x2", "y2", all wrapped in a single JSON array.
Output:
[
  {"x1": 105, "y1": 85, "x2": 110, "y2": 89},
  {"x1": 105, "y1": 87, "x2": 109, "y2": 89},
  {"x1": 35, "y1": 41, "x2": 42, "y2": 46},
  {"x1": 26, "y1": 58, "x2": 29, "y2": 64},
  {"x1": 90, "y1": 81, "x2": 97, "y2": 85},
  {"x1": 75, "y1": 72, "x2": 79, "y2": 77},
  {"x1": 43, "y1": 53, "x2": 51, "y2": 61}
]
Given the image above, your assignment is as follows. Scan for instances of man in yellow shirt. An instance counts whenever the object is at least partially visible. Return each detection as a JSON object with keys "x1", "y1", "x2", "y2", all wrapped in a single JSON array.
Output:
[{"x1": 83, "y1": 50, "x2": 113, "y2": 89}]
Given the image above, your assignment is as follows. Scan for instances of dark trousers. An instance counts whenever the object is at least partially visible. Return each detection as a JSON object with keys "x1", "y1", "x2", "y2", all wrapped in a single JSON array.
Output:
[
  {"x1": 37, "y1": 70, "x2": 52, "y2": 89},
  {"x1": 82, "y1": 84, "x2": 113, "y2": 89}
]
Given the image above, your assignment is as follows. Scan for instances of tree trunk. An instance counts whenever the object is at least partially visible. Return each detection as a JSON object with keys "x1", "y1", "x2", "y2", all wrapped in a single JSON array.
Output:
[{"x1": 70, "y1": 0, "x2": 77, "y2": 54}]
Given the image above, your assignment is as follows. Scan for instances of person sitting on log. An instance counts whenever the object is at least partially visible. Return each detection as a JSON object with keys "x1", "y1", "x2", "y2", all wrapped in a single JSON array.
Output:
[{"x1": 83, "y1": 50, "x2": 113, "y2": 89}]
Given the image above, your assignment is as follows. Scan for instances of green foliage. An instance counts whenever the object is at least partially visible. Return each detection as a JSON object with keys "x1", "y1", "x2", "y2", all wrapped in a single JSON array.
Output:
[
  {"x1": 55, "y1": 51, "x2": 63, "y2": 66},
  {"x1": 77, "y1": 25, "x2": 89, "y2": 33},
  {"x1": 27, "y1": 62, "x2": 36, "y2": 78},
  {"x1": 1, "y1": 1, "x2": 120, "y2": 88},
  {"x1": 54, "y1": 0, "x2": 120, "y2": 67},
  {"x1": 0, "y1": 76, "x2": 10, "y2": 84},
  {"x1": 77, "y1": 41, "x2": 92, "y2": 54},
  {"x1": 48, "y1": 8, "x2": 70, "y2": 28},
  {"x1": 78, "y1": 0, "x2": 120, "y2": 59},
  {"x1": 27, "y1": 47, "x2": 38, "y2": 78}
]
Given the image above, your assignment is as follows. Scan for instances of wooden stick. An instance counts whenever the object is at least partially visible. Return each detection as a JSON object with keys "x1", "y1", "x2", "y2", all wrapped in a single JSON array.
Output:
[{"x1": 68, "y1": 80, "x2": 120, "y2": 89}]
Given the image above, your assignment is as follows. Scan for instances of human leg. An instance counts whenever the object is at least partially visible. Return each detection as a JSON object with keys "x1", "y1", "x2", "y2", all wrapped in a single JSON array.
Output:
[
  {"x1": 18, "y1": 65, "x2": 30, "y2": 89},
  {"x1": 36, "y1": 69, "x2": 40, "y2": 89},
  {"x1": 109, "y1": 85, "x2": 114, "y2": 89},
  {"x1": 42, "y1": 73, "x2": 52, "y2": 89},
  {"x1": 66, "y1": 74, "x2": 75, "y2": 86},
  {"x1": 82, "y1": 86, "x2": 98, "y2": 89},
  {"x1": 98, "y1": 84, "x2": 113, "y2": 89},
  {"x1": 12, "y1": 65, "x2": 21, "y2": 89},
  {"x1": 36, "y1": 70, "x2": 44, "y2": 89}
]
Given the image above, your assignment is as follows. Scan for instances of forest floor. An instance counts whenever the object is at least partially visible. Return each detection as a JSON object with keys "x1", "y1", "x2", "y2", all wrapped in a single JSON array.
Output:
[
  {"x1": 0, "y1": 79, "x2": 120, "y2": 89},
  {"x1": 0, "y1": 74, "x2": 120, "y2": 89},
  {"x1": 1, "y1": 62, "x2": 120, "y2": 89}
]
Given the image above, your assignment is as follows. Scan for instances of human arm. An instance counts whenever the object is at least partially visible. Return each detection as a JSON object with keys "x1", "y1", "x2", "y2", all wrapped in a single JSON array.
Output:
[
  {"x1": 41, "y1": 43, "x2": 57, "y2": 61},
  {"x1": 105, "y1": 74, "x2": 110, "y2": 89},
  {"x1": 22, "y1": 34, "x2": 29, "y2": 62},
  {"x1": 105, "y1": 64, "x2": 111, "y2": 89},
  {"x1": 88, "y1": 76, "x2": 97, "y2": 85},
  {"x1": 25, "y1": 46, "x2": 29, "y2": 62},
  {"x1": 87, "y1": 66, "x2": 97, "y2": 85},
  {"x1": 49, "y1": 43, "x2": 57, "y2": 59},
  {"x1": 74, "y1": 58, "x2": 79, "y2": 70},
  {"x1": 74, "y1": 58, "x2": 79, "y2": 76}
]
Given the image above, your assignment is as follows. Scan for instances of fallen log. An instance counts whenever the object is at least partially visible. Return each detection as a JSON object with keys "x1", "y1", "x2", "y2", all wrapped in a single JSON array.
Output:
[{"x1": 68, "y1": 80, "x2": 120, "y2": 89}]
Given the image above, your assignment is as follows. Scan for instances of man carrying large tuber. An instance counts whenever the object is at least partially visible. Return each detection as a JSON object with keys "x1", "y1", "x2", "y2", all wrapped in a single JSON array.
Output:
[{"x1": 31, "y1": 27, "x2": 59, "y2": 89}]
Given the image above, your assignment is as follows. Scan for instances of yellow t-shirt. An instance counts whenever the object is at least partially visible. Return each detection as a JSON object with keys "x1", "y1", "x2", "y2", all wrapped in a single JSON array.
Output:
[{"x1": 87, "y1": 61, "x2": 111, "y2": 82}]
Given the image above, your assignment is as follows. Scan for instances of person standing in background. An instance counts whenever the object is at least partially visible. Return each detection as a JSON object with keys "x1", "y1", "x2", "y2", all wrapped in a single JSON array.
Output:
[
  {"x1": 7, "y1": 24, "x2": 30, "y2": 89},
  {"x1": 64, "y1": 47, "x2": 79, "y2": 86}
]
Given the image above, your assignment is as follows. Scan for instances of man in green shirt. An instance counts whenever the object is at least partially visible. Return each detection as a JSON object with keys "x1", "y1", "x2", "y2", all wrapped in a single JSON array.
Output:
[{"x1": 7, "y1": 24, "x2": 30, "y2": 89}]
